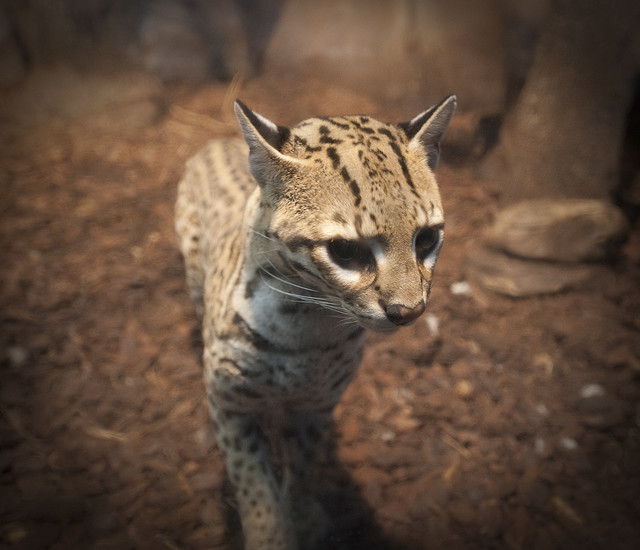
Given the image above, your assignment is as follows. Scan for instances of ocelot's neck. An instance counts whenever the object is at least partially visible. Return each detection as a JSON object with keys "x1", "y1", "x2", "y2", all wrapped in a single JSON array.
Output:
[
  {"x1": 240, "y1": 193, "x2": 359, "y2": 340},
  {"x1": 243, "y1": 191, "x2": 295, "y2": 282}
]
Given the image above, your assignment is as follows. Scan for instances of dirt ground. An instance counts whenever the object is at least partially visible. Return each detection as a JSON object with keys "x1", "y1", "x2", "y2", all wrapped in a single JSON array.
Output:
[{"x1": 1, "y1": 70, "x2": 639, "y2": 550}]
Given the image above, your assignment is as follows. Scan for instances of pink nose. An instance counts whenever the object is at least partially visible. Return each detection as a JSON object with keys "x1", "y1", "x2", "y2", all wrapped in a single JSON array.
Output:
[{"x1": 385, "y1": 302, "x2": 426, "y2": 326}]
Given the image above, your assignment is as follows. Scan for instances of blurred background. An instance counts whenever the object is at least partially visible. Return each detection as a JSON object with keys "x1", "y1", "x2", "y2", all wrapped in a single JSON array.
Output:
[
  {"x1": 1, "y1": 1, "x2": 640, "y2": 549},
  {"x1": 2, "y1": 0, "x2": 640, "y2": 206}
]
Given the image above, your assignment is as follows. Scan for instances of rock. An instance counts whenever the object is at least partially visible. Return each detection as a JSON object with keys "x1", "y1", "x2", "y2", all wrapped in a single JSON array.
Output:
[
  {"x1": 559, "y1": 437, "x2": 578, "y2": 451},
  {"x1": 454, "y1": 379, "x2": 474, "y2": 399},
  {"x1": 466, "y1": 245, "x2": 591, "y2": 297},
  {"x1": 579, "y1": 383, "x2": 605, "y2": 399},
  {"x1": 483, "y1": 199, "x2": 629, "y2": 262},
  {"x1": 7, "y1": 346, "x2": 28, "y2": 367},
  {"x1": 577, "y1": 388, "x2": 624, "y2": 429},
  {"x1": 450, "y1": 281, "x2": 472, "y2": 296},
  {"x1": 466, "y1": 198, "x2": 630, "y2": 297}
]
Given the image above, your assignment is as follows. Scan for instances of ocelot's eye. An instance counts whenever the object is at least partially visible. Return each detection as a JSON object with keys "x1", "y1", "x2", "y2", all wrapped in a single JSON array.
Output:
[
  {"x1": 327, "y1": 239, "x2": 375, "y2": 270},
  {"x1": 414, "y1": 226, "x2": 442, "y2": 262}
]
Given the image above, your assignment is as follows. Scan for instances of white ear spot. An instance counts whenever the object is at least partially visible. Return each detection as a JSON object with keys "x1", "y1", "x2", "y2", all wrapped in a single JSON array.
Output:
[{"x1": 254, "y1": 111, "x2": 280, "y2": 134}]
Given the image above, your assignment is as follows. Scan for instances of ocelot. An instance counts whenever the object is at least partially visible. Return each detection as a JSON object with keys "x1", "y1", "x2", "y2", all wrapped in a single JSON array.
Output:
[{"x1": 175, "y1": 95, "x2": 456, "y2": 549}]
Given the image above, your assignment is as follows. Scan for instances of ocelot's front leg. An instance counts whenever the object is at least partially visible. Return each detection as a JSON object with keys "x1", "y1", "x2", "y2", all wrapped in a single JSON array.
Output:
[
  {"x1": 280, "y1": 410, "x2": 334, "y2": 547},
  {"x1": 210, "y1": 407, "x2": 297, "y2": 550}
]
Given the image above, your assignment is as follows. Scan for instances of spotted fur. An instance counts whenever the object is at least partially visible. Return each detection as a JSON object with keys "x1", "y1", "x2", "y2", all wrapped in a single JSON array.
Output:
[{"x1": 175, "y1": 96, "x2": 456, "y2": 550}]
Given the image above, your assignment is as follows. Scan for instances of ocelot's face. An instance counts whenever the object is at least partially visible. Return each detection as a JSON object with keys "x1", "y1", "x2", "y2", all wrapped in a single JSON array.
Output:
[
  {"x1": 291, "y1": 218, "x2": 444, "y2": 333},
  {"x1": 236, "y1": 97, "x2": 454, "y2": 332},
  {"x1": 270, "y1": 120, "x2": 445, "y2": 333}
]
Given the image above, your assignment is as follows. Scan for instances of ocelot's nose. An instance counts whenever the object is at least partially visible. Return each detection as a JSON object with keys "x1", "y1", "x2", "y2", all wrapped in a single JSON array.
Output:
[{"x1": 385, "y1": 301, "x2": 426, "y2": 326}]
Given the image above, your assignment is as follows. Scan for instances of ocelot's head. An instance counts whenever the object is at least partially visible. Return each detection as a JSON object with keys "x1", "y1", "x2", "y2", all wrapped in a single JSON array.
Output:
[{"x1": 236, "y1": 96, "x2": 456, "y2": 333}]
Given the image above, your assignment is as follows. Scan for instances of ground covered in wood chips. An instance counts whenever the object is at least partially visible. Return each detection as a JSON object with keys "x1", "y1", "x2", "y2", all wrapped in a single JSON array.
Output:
[{"x1": 1, "y1": 71, "x2": 640, "y2": 550}]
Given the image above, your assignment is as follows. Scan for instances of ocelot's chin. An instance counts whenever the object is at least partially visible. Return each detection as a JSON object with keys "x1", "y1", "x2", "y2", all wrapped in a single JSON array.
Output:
[{"x1": 357, "y1": 318, "x2": 401, "y2": 334}]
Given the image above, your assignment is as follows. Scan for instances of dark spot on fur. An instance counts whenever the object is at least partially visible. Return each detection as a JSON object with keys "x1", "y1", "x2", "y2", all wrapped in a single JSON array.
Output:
[
  {"x1": 285, "y1": 236, "x2": 316, "y2": 251},
  {"x1": 233, "y1": 313, "x2": 282, "y2": 353},
  {"x1": 321, "y1": 117, "x2": 351, "y2": 130},
  {"x1": 332, "y1": 212, "x2": 347, "y2": 224},
  {"x1": 320, "y1": 134, "x2": 342, "y2": 144},
  {"x1": 244, "y1": 274, "x2": 260, "y2": 299},
  {"x1": 354, "y1": 213, "x2": 362, "y2": 230},
  {"x1": 326, "y1": 147, "x2": 341, "y2": 169},
  {"x1": 378, "y1": 127, "x2": 396, "y2": 141},
  {"x1": 390, "y1": 141, "x2": 420, "y2": 199},
  {"x1": 350, "y1": 180, "x2": 362, "y2": 206},
  {"x1": 279, "y1": 303, "x2": 299, "y2": 315}
]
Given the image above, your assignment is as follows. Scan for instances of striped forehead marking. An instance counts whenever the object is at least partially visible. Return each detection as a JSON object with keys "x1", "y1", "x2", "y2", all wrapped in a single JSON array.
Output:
[{"x1": 288, "y1": 115, "x2": 442, "y2": 238}]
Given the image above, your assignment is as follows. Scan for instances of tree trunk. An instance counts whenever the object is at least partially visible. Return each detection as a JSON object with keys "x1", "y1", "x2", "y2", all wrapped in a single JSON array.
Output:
[{"x1": 495, "y1": 0, "x2": 640, "y2": 203}]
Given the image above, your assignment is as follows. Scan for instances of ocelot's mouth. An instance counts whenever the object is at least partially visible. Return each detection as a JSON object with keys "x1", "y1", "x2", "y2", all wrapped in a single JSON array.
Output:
[{"x1": 354, "y1": 315, "x2": 402, "y2": 334}]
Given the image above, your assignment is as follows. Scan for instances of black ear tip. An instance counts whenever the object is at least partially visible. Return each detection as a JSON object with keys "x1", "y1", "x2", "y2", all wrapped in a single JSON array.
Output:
[
  {"x1": 234, "y1": 99, "x2": 250, "y2": 115},
  {"x1": 442, "y1": 94, "x2": 457, "y2": 109}
]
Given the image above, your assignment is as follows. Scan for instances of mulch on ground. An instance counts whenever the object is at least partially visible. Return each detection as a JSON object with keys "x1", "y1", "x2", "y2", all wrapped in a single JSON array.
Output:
[{"x1": 1, "y1": 72, "x2": 639, "y2": 550}]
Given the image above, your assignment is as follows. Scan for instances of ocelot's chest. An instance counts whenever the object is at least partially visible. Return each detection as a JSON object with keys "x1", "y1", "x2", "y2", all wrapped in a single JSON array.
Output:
[{"x1": 204, "y1": 266, "x2": 366, "y2": 406}]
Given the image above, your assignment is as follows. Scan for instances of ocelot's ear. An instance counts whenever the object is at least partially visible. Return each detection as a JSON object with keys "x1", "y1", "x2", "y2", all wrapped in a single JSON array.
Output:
[
  {"x1": 399, "y1": 95, "x2": 457, "y2": 170},
  {"x1": 234, "y1": 100, "x2": 303, "y2": 190}
]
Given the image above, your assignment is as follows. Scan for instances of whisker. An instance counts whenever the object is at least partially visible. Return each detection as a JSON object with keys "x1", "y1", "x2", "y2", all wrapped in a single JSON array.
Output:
[
  {"x1": 249, "y1": 228, "x2": 277, "y2": 242},
  {"x1": 264, "y1": 285, "x2": 349, "y2": 317},
  {"x1": 336, "y1": 316, "x2": 359, "y2": 328},
  {"x1": 260, "y1": 263, "x2": 321, "y2": 295},
  {"x1": 246, "y1": 226, "x2": 350, "y2": 319},
  {"x1": 268, "y1": 287, "x2": 347, "y2": 316}
]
